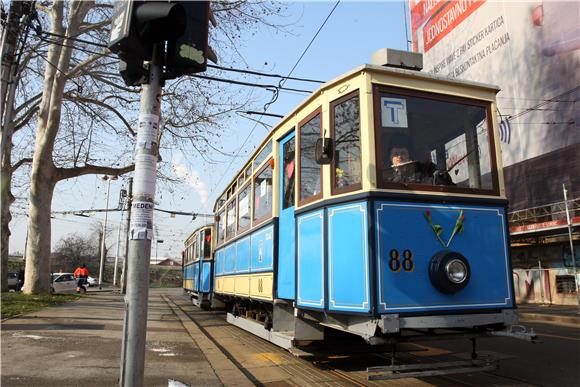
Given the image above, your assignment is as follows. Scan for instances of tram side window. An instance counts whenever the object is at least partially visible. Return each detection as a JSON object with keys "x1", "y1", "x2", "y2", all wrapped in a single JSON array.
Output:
[
  {"x1": 375, "y1": 88, "x2": 496, "y2": 192},
  {"x1": 238, "y1": 184, "x2": 251, "y2": 231},
  {"x1": 253, "y1": 141, "x2": 272, "y2": 171},
  {"x1": 193, "y1": 237, "x2": 199, "y2": 260},
  {"x1": 217, "y1": 209, "x2": 225, "y2": 244},
  {"x1": 299, "y1": 111, "x2": 322, "y2": 204},
  {"x1": 332, "y1": 93, "x2": 361, "y2": 192},
  {"x1": 253, "y1": 162, "x2": 273, "y2": 222},
  {"x1": 203, "y1": 229, "x2": 212, "y2": 258},
  {"x1": 226, "y1": 200, "x2": 236, "y2": 239}
]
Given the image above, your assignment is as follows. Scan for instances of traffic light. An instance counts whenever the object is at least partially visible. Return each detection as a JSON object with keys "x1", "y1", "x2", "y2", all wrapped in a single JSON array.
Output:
[
  {"x1": 109, "y1": 1, "x2": 216, "y2": 85},
  {"x1": 166, "y1": 2, "x2": 214, "y2": 76},
  {"x1": 109, "y1": 0, "x2": 186, "y2": 62}
]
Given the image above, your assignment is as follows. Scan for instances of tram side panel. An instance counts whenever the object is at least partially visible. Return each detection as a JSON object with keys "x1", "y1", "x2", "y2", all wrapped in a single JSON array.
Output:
[
  {"x1": 213, "y1": 224, "x2": 275, "y2": 301},
  {"x1": 183, "y1": 264, "x2": 195, "y2": 291}
]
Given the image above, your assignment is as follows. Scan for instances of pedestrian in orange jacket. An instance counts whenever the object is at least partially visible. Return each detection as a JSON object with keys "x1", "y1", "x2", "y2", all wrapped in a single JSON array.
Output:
[{"x1": 73, "y1": 264, "x2": 89, "y2": 292}]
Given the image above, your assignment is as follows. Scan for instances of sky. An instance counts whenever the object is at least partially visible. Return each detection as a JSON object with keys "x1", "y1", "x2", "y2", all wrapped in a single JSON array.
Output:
[{"x1": 9, "y1": 1, "x2": 411, "y2": 260}]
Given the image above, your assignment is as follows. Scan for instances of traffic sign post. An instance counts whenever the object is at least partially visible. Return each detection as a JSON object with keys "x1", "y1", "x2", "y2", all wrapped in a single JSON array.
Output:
[
  {"x1": 109, "y1": 2, "x2": 216, "y2": 384},
  {"x1": 119, "y1": 47, "x2": 162, "y2": 387}
]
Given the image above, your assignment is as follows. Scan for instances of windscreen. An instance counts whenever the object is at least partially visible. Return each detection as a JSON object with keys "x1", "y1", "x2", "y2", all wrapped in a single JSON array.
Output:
[{"x1": 375, "y1": 88, "x2": 497, "y2": 193}]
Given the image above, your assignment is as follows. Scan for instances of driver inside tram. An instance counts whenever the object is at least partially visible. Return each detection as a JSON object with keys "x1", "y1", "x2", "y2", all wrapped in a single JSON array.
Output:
[{"x1": 383, "y1": 134, "x2": 432, "y2": 184}]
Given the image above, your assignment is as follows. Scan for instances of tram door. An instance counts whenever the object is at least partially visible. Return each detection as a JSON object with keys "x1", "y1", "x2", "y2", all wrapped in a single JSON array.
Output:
[{"x1": 277, "y1": 131, "x2": 295, "y2": 300}]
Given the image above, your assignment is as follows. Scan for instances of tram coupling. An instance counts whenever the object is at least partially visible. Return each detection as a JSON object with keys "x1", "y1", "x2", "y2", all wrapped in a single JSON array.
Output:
[{"x1": 490, "y1": 324, "x2": 538, "y2": 342}]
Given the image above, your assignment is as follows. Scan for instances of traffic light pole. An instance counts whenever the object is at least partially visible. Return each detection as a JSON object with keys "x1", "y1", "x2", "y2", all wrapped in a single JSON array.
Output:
[{"x1": 120, "y1": 48, "x2": 162, "y2": 387}]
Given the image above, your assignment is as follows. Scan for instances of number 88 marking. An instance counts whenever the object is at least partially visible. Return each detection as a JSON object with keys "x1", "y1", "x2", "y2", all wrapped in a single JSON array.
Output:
[
  {"x1": 388, "y1": 249, "x2": 414, "y2": 272},
  {"x1": 389, "y1": 249, "x2": 401, "y2": 272},
  {"x1": 402, "y1": 249, "x2": 414, "y2": 272}
]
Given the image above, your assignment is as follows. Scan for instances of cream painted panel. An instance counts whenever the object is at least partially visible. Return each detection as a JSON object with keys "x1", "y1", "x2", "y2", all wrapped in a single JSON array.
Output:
[{"x1": 249, "y1": 273, "x2": 274, "y2": 300}]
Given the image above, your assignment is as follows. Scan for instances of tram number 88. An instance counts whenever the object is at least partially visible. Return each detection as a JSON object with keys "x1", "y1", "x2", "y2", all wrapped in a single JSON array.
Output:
[{"x1": 389, "y1": 249, "x2": 414, "y2": 272}]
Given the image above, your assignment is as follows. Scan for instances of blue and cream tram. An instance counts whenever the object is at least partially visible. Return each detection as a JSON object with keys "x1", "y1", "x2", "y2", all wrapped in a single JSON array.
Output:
[
  {"x1": 182, "y1": 225, "x2": 214, "y2": 308},
  {"x1": 203, "y1": 50, "x2": 525, "y2": 349}
]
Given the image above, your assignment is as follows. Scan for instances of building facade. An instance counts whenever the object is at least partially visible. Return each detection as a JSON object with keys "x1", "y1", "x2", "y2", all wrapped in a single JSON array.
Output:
[{"x1": 410, "y1": 0, "x2": 579, "y2": 304}]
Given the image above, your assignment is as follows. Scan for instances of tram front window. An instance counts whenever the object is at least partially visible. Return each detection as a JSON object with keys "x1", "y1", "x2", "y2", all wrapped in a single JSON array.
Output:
[{"x1": 375, "y1": 88, "x2": 497, "y2": 193}]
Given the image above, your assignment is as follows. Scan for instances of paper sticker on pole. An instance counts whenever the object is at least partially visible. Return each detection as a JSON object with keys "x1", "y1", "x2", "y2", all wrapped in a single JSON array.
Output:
[
  {"x1": 136, "y1": 113, "x2": 159, "y2": 154},
  {"x1": 133, "y1": 153, "x2": 157, "y2": 196},
  {"x1": 130, "y1": 200, "x2": 154, "y2": 240}
]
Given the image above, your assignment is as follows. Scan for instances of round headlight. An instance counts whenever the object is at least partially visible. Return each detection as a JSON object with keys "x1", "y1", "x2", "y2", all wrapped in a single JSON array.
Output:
[
  {"x1": 445, "y1": 259, "x2": 468, "y2": 284},
  {"x1": 429, "y1": 251, "x2": 471, "y2": 294}
]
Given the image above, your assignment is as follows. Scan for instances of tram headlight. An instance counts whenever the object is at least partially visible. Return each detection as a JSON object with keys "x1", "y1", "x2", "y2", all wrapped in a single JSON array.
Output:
[
  {"x1": 429, "y1": 251, "x2": 471, "y2": 294},
  {"x1": 445, "y1": 259, "x2": 468, "y2": 284}
]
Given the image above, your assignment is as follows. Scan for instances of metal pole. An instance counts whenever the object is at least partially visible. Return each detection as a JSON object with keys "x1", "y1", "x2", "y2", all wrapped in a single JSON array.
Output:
[
  {"x1": 113, "y1": 209, "x2": 125, "y2": 286},
  {"x1": 562, "y1": 184, "x2": 579, "y2": 312},
  {"x1": 121, "y1": 178, "x2": 133, "y2": 294},
  {"x1": 120, "y1": 46, "x2": 162, "y2": 387},
  {"x1": 98, "y1": 177, "x2": 112, "y2": 289}
]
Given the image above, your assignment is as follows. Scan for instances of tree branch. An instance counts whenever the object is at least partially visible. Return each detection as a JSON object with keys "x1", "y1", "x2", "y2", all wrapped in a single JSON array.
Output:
[
  {"x1": 14, "y1": 105, "x2": 40, "y2": 132},
  {"x1": 66, "y1": 49, "x2": 109, "y2": 79},
  {"x1": 66, "y1": 94, "x2": 136, "y2": 136},
  {"x1": 56, "y1": 163, "x2": 135, "y2": 181},
  {"x1": 11, "y1": 158, "x2": 33, "y2": 173}
]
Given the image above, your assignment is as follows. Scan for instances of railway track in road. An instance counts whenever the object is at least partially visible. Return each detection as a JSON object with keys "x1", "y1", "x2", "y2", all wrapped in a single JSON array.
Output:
[{"x1": 166, "y1": 295, "x2": 535, "y2": 386}]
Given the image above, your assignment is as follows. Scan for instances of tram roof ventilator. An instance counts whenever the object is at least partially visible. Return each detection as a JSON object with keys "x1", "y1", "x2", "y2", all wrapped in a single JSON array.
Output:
[{"x1": 371, "y1": 48, "x2": 423, "y2": 71}]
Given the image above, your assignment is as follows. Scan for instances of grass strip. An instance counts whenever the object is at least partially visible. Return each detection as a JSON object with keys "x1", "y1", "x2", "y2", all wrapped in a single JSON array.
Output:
[{"x1": 1, "y1": 292, "x2": 81, "y2": 319}]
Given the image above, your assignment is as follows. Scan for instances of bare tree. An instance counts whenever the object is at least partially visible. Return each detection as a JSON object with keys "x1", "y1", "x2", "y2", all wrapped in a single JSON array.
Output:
[
  {"x1": 15, "y1": 0, "x2": 287, "y2": 294},
  {"x1": 53, "y1": 232, "x2": 99, "y2": 272}
]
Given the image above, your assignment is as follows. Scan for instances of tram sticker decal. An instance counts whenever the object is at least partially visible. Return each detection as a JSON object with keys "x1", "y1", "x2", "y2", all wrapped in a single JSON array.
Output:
[
  {"x1": 424, "y1": 209, "x2": 465, "y2": 248},
  {"x1": 388, "y1": 249, "x2": 415, "y2": 272},
  {"x1": 381, "y1": 97, "x2": 408, "y2": 128}
]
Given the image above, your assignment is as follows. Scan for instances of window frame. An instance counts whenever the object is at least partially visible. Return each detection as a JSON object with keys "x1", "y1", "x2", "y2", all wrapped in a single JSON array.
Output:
[
  {"x1": 216, "y1": 208, "x2": 226, "y2": 247},
  {"x1": 237, "y1": 181, "x2": 252, "y2": 233},
  {"x1": 225, "y1": 198, "x2": 237, "y2": 241},
  {"x1": 372, "y1": 84, "x2": 500, "y2": 196},
  {"x1": 330, "y1": 90, "x2": 363, "y2": 196},
  {"x1": 252, "y1": 159, "x2": 274, "y2": 227},
  {"x1": 297, "y1": 107, "x2": 324, "y2": 207}
]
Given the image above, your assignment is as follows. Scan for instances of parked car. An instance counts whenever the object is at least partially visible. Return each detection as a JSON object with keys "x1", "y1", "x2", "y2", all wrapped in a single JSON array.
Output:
[
  {"x1": 51, "y1": 273, "x2": 85, "y2": 294},
  {"x1": 86, "y1": 276, "x2": 97, "y2": 287},
  {"x1": 7, "y1": 272, "x2": 18, "y2": 291}
]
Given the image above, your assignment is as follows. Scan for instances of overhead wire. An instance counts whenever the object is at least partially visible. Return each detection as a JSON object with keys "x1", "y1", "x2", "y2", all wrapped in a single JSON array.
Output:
[{"x1": 202, "y1": 0, "x2": 340, "y2": 215}]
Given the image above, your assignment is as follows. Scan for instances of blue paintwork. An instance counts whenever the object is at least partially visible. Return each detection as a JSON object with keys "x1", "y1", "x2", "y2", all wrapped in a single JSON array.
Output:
[
  {"x1": 250, "y1": 225, "x2": 274, "y2": 272},
  {"x1": 327, "y1": 202, "x2": 371, "y2": 312},
  {"x1": 215, "y1": 249, "x2": 224, "y2": 276},
  {"x1": 224, "y1": 244, "x2": 236, "y2": 274},
  {"x1": 183, "y1": 264, "x2": 194, "y2": 290},
  {"x1": 201, "y1": 261, "x2": 212, "y2": 292},
  {"x1": 297, "y1": 210, "x2": 325, "y2": 309},
  {"x1": 375, "y1": 201, "x2": 513, "y2": 313},
  {"x1": 193, "y1": 261, "x2": 200, "y2": 292},
  {"x1": 235, "y1": 236, "x2": 251, "y2": 273},
  {"x1": 278, "y1": 132, "x2": 296, "y2": 300}
]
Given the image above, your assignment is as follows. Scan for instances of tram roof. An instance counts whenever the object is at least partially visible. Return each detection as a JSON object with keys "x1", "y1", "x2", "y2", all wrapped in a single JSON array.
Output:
[{"x1": 213, "y1": 64, "x2": 501, "y2": 210}]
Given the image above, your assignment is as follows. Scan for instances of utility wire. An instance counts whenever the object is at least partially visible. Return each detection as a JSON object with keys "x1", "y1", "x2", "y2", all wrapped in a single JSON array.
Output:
[
  {"x1": 207, "y1": 64, "x2": 324, "y2": 84},
  {"x1": 205, "y1": 1, "x2": 341, "y2": 213},
  {"x1": 507, "y1": 86, "x2": 579, "y2": 121},
  {"x1": 190, "y1": 74, "x2": 312, "y2": 94}
]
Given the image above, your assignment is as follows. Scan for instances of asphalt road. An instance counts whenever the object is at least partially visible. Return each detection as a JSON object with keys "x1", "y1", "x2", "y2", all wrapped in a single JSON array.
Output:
[{"x1": 429, "y1": 320, "x2": 580, "y2": 386}]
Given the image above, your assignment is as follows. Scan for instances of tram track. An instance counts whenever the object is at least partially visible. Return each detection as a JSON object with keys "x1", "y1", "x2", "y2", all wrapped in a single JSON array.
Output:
[{"x1": 165, "y1": 294, "x2": 535, "y2": 386}]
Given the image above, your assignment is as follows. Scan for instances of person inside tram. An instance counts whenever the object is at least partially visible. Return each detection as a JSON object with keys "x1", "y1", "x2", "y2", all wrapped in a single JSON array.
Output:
[{"x1": 384, "y1": 133, "x2": 453, "y2": 185}]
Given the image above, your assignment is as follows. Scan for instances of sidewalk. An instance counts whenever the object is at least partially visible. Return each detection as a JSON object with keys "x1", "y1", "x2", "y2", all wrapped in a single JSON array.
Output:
[
  {"x1": 1, "y1": 288, "x2": 249, "y2": 386},
  {"x1": 517, "y1": 303, "x2": 580, "y2": 326}
]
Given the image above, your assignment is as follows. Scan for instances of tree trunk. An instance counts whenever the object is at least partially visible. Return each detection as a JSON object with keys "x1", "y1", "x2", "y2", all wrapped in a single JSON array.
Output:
[
  {"x1": 22, "y1": 159, "x2": 56, "y2": 294},
  {"x1": 22, "y1": 0, "x2": 93, "y2": 294},
  {"x1": 1, "y1": 0, "x2": 29, "y2": 292},
  {"x1": 1, "y1": 124, "x2": 16, "y2": 293}
]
